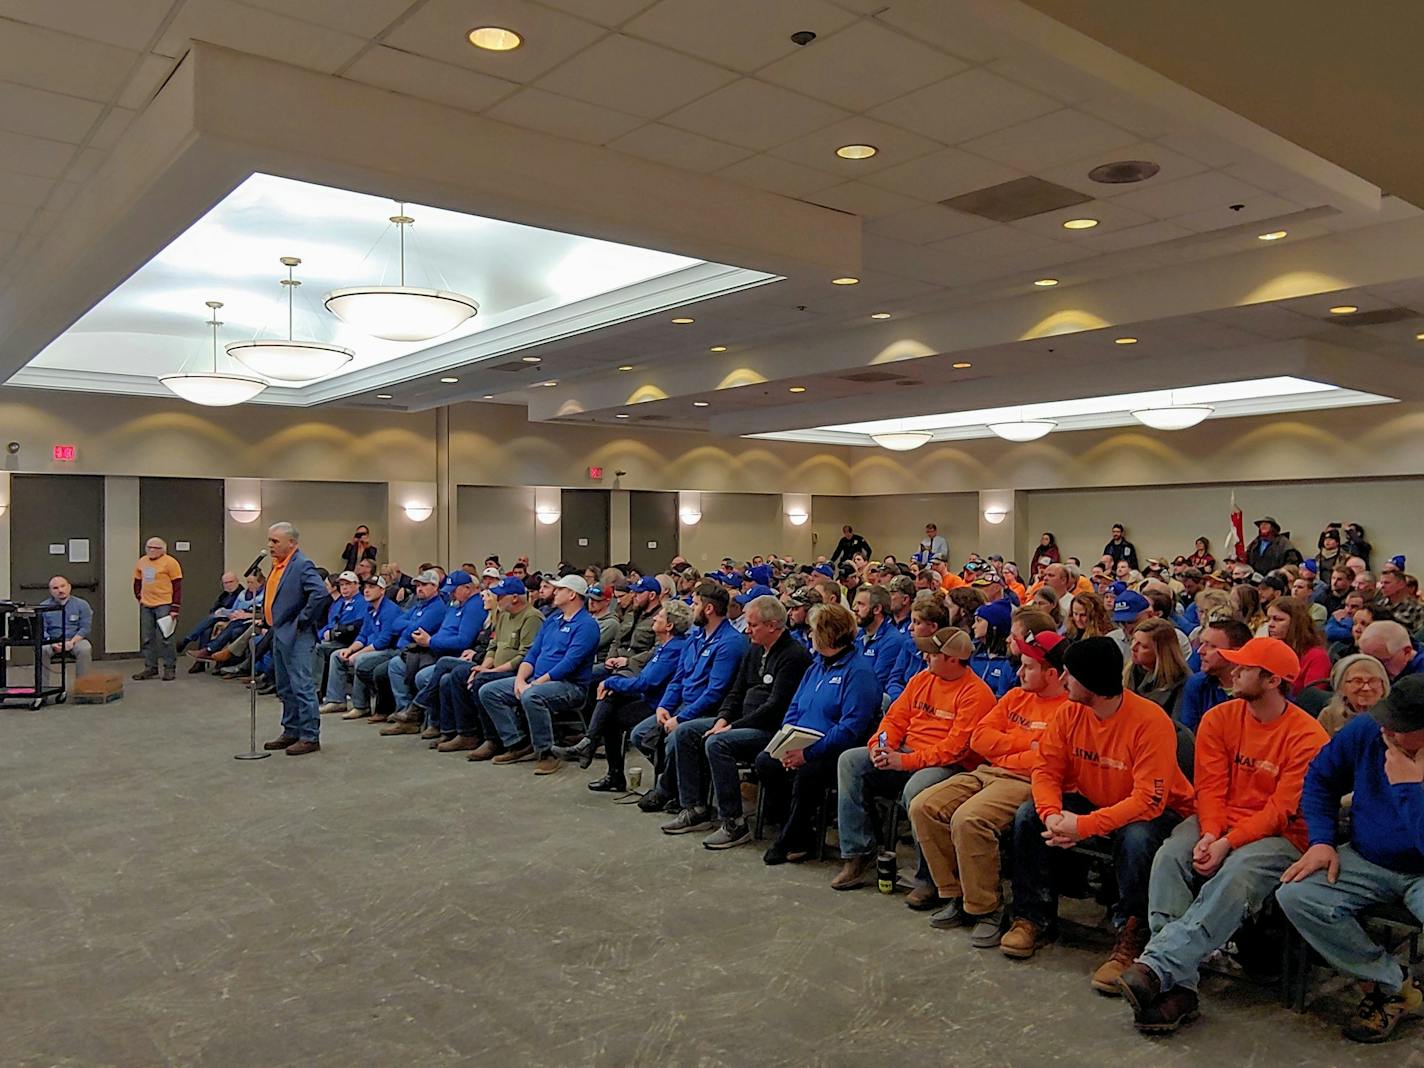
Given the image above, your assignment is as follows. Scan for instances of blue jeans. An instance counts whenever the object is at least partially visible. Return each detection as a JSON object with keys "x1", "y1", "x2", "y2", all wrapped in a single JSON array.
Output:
[
  {"x1": 835, "y1": 746, "x2": 956, "y2": 859},
  {"x1": 481, "y1": 676, "x2": 587, "y2": 752},
  {"x1": 633, "y1": 715, "x2": 716, "y2": 799},
  {"x1": 1139, "y1": 816, "x2": 1299, "y2": 991},
  {"x1": 1011, "y1": 794, "x2": 1183, "y2": 929},
  {"x1": 441, "y1": 665, "x2": 514, "y2": 736},
  {"x1": 182, "y1": 613, "x2": 223, "y2": 647},
  {"x1": 1276, "y1": 844, "x2": 1424, "y2": 992},
  {"x1": 704, "y1": 727, "x2": 773, "y2": 821},
  {"x1": 273, "y1": 628, "x2": 319, "y2": 742},
  {"x1": 414, "y1": 656, "x2": 466, "y2": 723},
  {"x1": 387, "y1": 654, "x2": 419, "y2": 709},
  {"x1": 349, "y1": 649, "x2": 396, "y2": 710}
]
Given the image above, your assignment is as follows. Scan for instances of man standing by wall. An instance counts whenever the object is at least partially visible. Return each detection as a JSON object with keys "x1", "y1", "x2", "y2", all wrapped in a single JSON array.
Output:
[
  {"x1": 261, "y1": 522, "x2": 330, "y2": 757},
  {"x1": 133, "y1": 536, "x2": 182, "y2": 681}
]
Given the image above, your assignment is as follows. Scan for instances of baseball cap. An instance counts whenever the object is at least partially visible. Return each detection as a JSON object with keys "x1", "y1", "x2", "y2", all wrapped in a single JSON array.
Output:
[
  {"x1": 914, "y1": 626, "x2": 973, "y2": 658},
  {"x1": 1108, "y1": 581, "x2": 1128, "y2": 596},
  {"x1": 365, "y1": 576, "x2": 388, "y2": 589},
  {"x1": 1112, "y1": 590, "x2": 1149, "y2": 621},
  {"x1": 490, "y1": 578, "x2": 526, "y2": 597},
  {"x1": 336, "y1": 570, "x2": 359, "y2": 584},
  {"x1": 1218, "y1": 636, "x2": 1300, "y2": 681},
  {"x1": 788, "y1": 588, "x2": 822, "y2": 607},
  {"x1": 888, "y1": 575, "x2": 915, "y2": 596},
  {"x1": 1017, "y1": 629, "x2": 1067, "y2": 667},
  {"x1": 812, "y1": 563, "x2": 834, "y2": 578},
  {"x1": 415, "y1": 569, "x2": 442, "y2": 586},
  {"x1": 974, "y1": 599, "x2": 1013, "y2": 635},
  {"x1": 481, "y1": 566, "x2": 503, "y2": 579},
  {"x1": 1372, "y1": 674, "x2": 1424, "y2": 732},
  {"x1": 551, "y1": 574, "x2": 589, "y2": 597},
  {"x1": 735, "y1": 583, "x2": 773, "y2": 605},
  {"x1": 631, "y1": 575, "x2": 661, "y2": 594},
  {"x1": 748, "y1": 563, "x2": 773, "y2": 585},
  {"x1": 586, "y1": 584, "x2": 608, "y2": 600},
  {"x1": 444, "y1": 570, "x2": 474, "y2": 588}
]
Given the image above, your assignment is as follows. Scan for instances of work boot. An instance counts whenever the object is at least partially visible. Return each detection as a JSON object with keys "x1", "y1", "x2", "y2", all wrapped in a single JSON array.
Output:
[
  {"x1": 263, "y1": 734, "x2": 297, "y2": 750},
  {"x1": 341, "y1": 707, "x2": 370, "y2": 720},
  {"x1": 1117, "y1": 962, "x2": 1163, "y2": 1020},
  {"x1": 162, "y1": 665, "x2": 176, "y2": 681},
  {"x1": 1000, "y1": 918, "x2": 1047, "y2": 960},
  {"x1": 468, "y1": 740, "x2": 503, "y2": 762},
  {"x1": 285, "y1": 739, "x2": 320, "y2": 756},
  {"x1": 1342, "y1": 978, "x2": 1424, "y2": 1044},
  {"x1": 319, "y1": 702, "x2": 346, "y2": 715},
  {"x1": 830, "y1": 854, "x2": 875, "y2": 891},
  {"x1": 904, "y1": 882, "x2": 946, "y2": 911},
  {"x1": 968, "y1": 909, "x2": 1009, "y2": 949},
  {"x1": 187, "y1": 661, "x2": 206, "y2": 674},
  {"x1": 420, "y1": 725, "x2": 441, "y2": 740},
  {"x1": 1135, "y1": 987, "x2": 1200, "y2": 1034},
  {"x1": 1092, "y1": 917, "x2": 1150, "y2": 995},
  {"x1": 437, "y1": 735, "x2": 479, "y2": 753},
  {"x1": 132, "y1": 668, "x2": 158, "y2": 680},
  {"x1": 532, "y1": 751, "x2": 561, "y2": 775},
  {"x1": 491, "y1": 743, "x2": 534, "y2": 764},
  {"x1": 379, "y1": 719, "x2": 421, "y2": 736}
]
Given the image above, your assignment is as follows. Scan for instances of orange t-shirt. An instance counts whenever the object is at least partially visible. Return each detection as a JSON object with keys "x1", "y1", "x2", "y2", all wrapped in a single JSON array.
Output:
[
  {"x1": 1032, "y1": 690, "x2": 1195, "y2": 839},
  {"x1": 264, "y1": 555, "x2": 290, "y2": 625},
  {"x1": 1006, "y1": 580, "x2": 1028, "y2": 604},
  {"x1": 1193, "y1": 698, "x2": 1330, "y2": 851},
  {"x1": 939, "y1": 572, "x2": 967, "y2": 592},
  {"x1": 134, "y1": 554, "x2": 182, "y2": 607},
  {"x1": 873, "y1": 668, "x2": 996, "y2": 772},
  {"x1": 971, "y1": 688, "x2": 1071, "y2": 778}
]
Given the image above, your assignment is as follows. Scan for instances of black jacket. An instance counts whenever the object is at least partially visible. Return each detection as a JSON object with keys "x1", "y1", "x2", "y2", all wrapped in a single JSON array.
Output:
[
  {"x1": 830, "y1": 534, "x2": 872, "y2": 566},
  {"x1": 209, "y1": 588, "x2": 240, "y2": 613},
  {"x1": 718, "y1": 630, "x2": 812, "y2": 733},
  {"x1": 1103, "y1": 538, "x2": 1139, "y2": 570}
]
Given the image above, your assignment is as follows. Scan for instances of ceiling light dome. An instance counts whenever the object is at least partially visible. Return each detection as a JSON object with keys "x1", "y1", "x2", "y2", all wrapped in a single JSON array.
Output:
[
  {"x1": 228, "y1": 257, "x2": 354, "y2": 381},
  {"x1": 159, "y1": 301, "x2": 268, "y2": 407},
  {"x1": 870, "y1": 430, "x2": 932, "y2": 451},
  {"x1": 987, "y1": 419, "x2": 1056, "y2": 442},
  {"x1": 1131, "y1": 405, "x2": 1213, "y2": 431},
  {"x1": 324, "y1": 206, "x2": 479, "y2": 342}
]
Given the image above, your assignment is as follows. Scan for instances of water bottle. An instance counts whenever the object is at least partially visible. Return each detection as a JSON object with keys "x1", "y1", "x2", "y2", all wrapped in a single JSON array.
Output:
[{"x1": 877, "y1": 850, "x2": 897, "y2": 894}]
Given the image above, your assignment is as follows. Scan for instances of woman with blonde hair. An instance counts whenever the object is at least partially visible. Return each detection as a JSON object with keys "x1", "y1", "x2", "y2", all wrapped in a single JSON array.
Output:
[
  {"x1": 1124, "y1": 617, "x2": 1190, "y2": 717},
  {"x1": 1066, "y1": 591, "x2": 1113, "y2": 643},
  {"x1": 1318, "y1": 654, "x2": 1389, "y2": 736},
  {"x1": 1264, "y1": 595, "x2": 1331, "y2": 695},
  {"x1": 1230, "y1": 584, "x2": 1267, "y2": 635}
]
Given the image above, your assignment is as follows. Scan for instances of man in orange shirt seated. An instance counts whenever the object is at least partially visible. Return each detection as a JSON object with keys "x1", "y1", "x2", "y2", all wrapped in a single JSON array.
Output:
[
  {"x1": 1001, "y1": 636, "x2": 1195, "y2": 994},
  {"x1": 830, "y1": 627, "x2": 996, "y2": 892},
  {"x1": 1117, "y1": 636, "x2": 1328, "y2": 1032},
  {"x1": 909, "y1": 630, "x2": 1072, "y2": 947}
]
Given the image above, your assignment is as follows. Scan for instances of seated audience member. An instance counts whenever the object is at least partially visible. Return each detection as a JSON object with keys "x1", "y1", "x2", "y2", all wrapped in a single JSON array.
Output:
[
  {"x1": 1117, "y1": 637, "x2": 1328, "y2": 1033},
  {"x1": 1352, "y1": 569, "x2": 1379, "y2": 606},
  {"x1": 910, "y1": 631, "x2": 1071, "y2": 944},
  {"x1": 566, "y1": 600, "x2": 692, "y2": 787},
  {"x1": 854, "y1": 584, "x2": 909, "y2": 700},
  {"x1": 479, "y1": 575, "x2": 601, "y2": 775},
  {"x1": 1264, "y1": 595, "x2": 1330, "y2": 695},
  {"x1": 1125, "y1": 618, "x2": 1190, "y2": 719},
  {"x1": 785, "y1": 587, "x2": 821, "y2": 650},
  {"x1": 1318, "y1": 653, "x2": 1390, "y2": 737},
  {"x1": 831, "y1": 627, "x2": 996, "y2": 893},
  {"x1": 189, "y1": 572, "x2": 266, "y2": 670},
  {"x1": 587, "y1": 583, "x2": 620, "y2": 661},
  {"x1": 887, "y1": 575, "x2": 916, "y2": 634},
  {"x1": 886, "y1": 596, "x2": 950, "y2": 702},
  {"x1": 604, "y1": 576, "x2": 661, "y2": 675},
  {"x1": 38, "y1": 575, "x2": 94, "y2": 688},
  {"x1": 177, "y1": 572, "x2": 240, "y2": 653},
  {"x1": 359, "y1": 570, "x2": 445, "y2": 722},
  {"x1": 1141, "y1": 588, "x2": 1194, "y2": 662},
  {"x1": 1315, "y1": 564, "x2": 1352, "y2": 615},
  {"x1": 385, "y1": 563, "x2": 416, "y2": 606},
  {"x1": 1177, "y1": 620, "x2": 1252, "y2": 731},
  {"x1": 970, "y1": 600, "x2": 1019, "y2": 698},
  {"x1": 340, "y1": 525, "x2": 378, "y2": 572},
  {"x1": 381, "y1": 570, "x2": 486, "y2": 735},
  {"x1": 947, "y1": 586, "x2": 986, "y2": 630},
  {"x1": 313, "y1": 571, "x2": 369, "y2": 689},
  {"x1": 1187, "y1": 537, "x2": 1215, "y2": 572},
  {"x1": 1230, "y1": 584, "x2": 1267, "y2": 636},
  {"x1": 1316, "y1": 529, "x2": 1346, "y2": 575},
  {"x1": 321, "y1": 577, "x2": 402, "y2": 716},
  {"x1": 1175, "y1": 569, "x2": 1206, "y2": 628},
  {"x1": 1003, "y1": 637, "x2": 1195, "y2": 994},
  {"x1": 1326, "y1": 590, "x2": 1367, "y2": 649},
  {"x1": 1277, "y1": 675, "x2": 1424, "y2": 1043},
  {"x1": 1359, "y1": 620, "x2": 1424, "y2": 682},
  {"x1": 756, "y1": 604, "x2": 879, "y2": 864},
  {"x1": 666, "y1": 595, "x2": 812, "y2": 846},
  {"x1": 631, "y1": 582, "x2": 748, "y2": 811},
  {"x1": 1377, "y1": 569, "x2": 1424, "y2": 636},
  {"x1": 1029, "y1": 587, "x2": 1062, "y2": 627},
  {"x1": 354, "y1": 558, "x2": 376, "y2": 584},
  {"x1": 1066, "y1": 591, "x2": 1115, "y2": 644},
  {"x1": 438, "y1": 578, "x2": 544, "y2": 753}
]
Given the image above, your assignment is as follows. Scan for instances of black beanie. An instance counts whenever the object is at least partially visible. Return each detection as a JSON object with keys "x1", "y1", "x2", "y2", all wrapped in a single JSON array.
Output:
[{"x1": 1063, "y1": 636, "x2": 1125, "y2": 698}]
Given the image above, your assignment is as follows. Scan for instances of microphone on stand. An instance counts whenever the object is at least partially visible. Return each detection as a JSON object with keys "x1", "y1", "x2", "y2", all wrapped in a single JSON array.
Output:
[{"x1": 243, "y1": 548, "x2": 269, "y2": 578}]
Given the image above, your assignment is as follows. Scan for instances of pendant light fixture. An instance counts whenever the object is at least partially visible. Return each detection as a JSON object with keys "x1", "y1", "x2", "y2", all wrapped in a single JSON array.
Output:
[
  {"x1": 1132, "y1": 390, "x2": 1213, "y2": 430},
  {"x1": 159, "y1": 301, "x2": 268, "y2": 407},
  {"x1": 227, "y1": 256, "x2": 354, "y2": 382},
  {"x1": 987, "y1": 407, "x2": 1056, "y2": 441},
  {"x1": 324, "y1": 204, "x2": 479, "y2": 342},
  {"x1": 870, "y1": 426, "x2": 933, "y2": 451}
]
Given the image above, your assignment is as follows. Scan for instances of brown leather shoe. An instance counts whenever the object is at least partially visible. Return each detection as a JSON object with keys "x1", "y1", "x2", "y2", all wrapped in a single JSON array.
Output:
[
  {"x1": 533, "y1": 752, "x2": 561, "y2": 775},
  {"x1": 1092, "y1": 916, "x2": 1149, "y2": 995},
  {"x1": 467, "y1": 740, "x2": 503, "y2": 761},
  {"x1": 830, "y1": 853, "x2": 875, "y2": 891},
  {"x1": 369, "y1": 712, "x2": 390, "y2": 723},
  {"x1": 380, "y1": 720, "x2": 421, "y2": 736},
  {"x1": 438, "y1": 735, "x2": 479, "y2": 753},
  {"x1": 285, "y1": 739, "x2": 320, "y2": 756},
  {"x1": 211, "y1": 648, "x2": 233, "y2": 664},
  {"x1": 263, "y1": 734, "x2": 298, "y2": 750},
  {"x1": 904, "y1": 882, "x2": 946, "y2": 911},
  {"x1": 491, "y1": 743, "x2": 534, "y2": 764},
  {"x1": 1000, "y1": 918, "x2": 1046, "y2": 959},
  {"x1": 420, "y1": 725, "x2": 441, "y2": 740},
  {"x1": 393, "y1": 705, "x2": 421, "y2": 723}
]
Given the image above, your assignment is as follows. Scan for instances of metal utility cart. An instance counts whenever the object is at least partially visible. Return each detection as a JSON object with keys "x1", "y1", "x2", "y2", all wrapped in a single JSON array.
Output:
[{"x1": 0, "y1": 601, "x2": 68, "y2": 710}]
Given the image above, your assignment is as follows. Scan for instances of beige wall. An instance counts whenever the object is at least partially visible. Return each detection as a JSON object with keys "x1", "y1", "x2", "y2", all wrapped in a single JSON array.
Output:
[
  {"x1": 813, "y1": 492, "x2": 980, "y2": 565},
  {"x1": 678, "y1": 493, "x2": 784, "y2": 569},
  {"x1": 455, "y1": 485, "x2": 542, "y2": 572},
  {"x1": 248, "y1": 481, "x2": 388, "y2": 576}
]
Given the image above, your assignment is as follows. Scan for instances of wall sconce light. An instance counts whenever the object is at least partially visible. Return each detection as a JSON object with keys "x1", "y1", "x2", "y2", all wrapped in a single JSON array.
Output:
[
  {"x1": 786, "y1": 511, "x2": 809, "y2": 526},
  {"x1": 228, "y1": 506, "x2": 261, "y2": 524},
  {"x1": 0, "y1": 504, "x2": 7, "y2": 518},
  {"x1": 535, "y1": 509, "x2": 561, "y2": 526},
  {"x1": 679, "y1": 509, "x2": 703, "y2": 526},
  {"x1": 404, "y1": 503, "x2": 434, "y2": 522},
  {"x1": 983, "y1": 508, "x2": 1008, "y2": 525}
]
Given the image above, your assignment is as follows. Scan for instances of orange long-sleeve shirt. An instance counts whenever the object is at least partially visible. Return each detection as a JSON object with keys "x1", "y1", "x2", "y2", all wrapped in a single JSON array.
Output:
[
  {"x1": 1031, "y1": 690, "x2": 1195, "y2": 839},
  {"x1": 873, "y1": 668, "x2": 996, "y2": 773},
  {"x1": 1193, "y1": 698, "x2": 1329, "y2": 851},
  {"x1": 971, "y1": 688, "x2": 1071, "y2": 778},
  {"x1": 940, "y1": 572, "x2": 966, "y2": 592}
]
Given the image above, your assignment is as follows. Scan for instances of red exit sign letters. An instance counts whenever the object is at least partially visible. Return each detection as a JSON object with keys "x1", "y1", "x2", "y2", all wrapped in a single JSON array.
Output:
[{"x1": 53, "y1": 444, "x2": 77, "y2": 462}]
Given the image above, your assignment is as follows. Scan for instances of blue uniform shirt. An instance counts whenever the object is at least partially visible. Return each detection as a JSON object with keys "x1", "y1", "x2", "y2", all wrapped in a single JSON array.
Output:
[
  {"x1": 969, "y1": 650, "x2": 1019, "y2": 699},
  {"x1": 783, "y1": 647, "x2": 881, "y2": 760},
  {"x1": 604, "y1": 634, "x2": 687, "y2": 709},
  {"x1": 321, "y1": 594, "x2": 370, "y2": 642},
  {"x1": 395, "y1": 594, "x2": 446, "y2": 648},
  {"x1": 886, "y1": 640, "x2": 926, "y2": 702},
  {"x1": 526, "y1": 607, "x2": 601, "y2": 686},
  {"x1": 1177, "y1": 671, "x2": 1230, "y2": 731},
  {"x1": 358, "y1": 596, "x2": 405, "y2": 651},
  {"x1": 660, "y1": 618, "x2": 748, "y2": 721},
  {"x1": 40, "y1": 595, "x2": 93, "y2": 643},
  {"x1": 856, "y1": 621, "x2": 909, "y2": 696},
  {"x1": 427, "y1": 595, "x2": 487, "y2": 655}
]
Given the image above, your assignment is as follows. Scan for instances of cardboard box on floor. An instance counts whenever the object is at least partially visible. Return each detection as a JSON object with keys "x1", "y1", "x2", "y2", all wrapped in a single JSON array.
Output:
[{"x1": 71, "y1": 673, "x2": 123, "y2": 704}]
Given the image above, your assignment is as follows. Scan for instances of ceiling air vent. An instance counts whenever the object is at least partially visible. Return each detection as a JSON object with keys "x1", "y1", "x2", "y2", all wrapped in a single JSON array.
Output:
[
  {"x1": 636, "y1": 413, "x2": 671, "y2": 421},
  {"x1": 837, "y1": 370, "x2": 904, "y2": 384},
  {"x1": 941, "y1": 176, "x2": 1091, "y2": 222},
  {"x1": 1088, "y1": 160, "x2": 1160, "y2": 185},
  {"x1": 1328, "y1": 307, "x2": 1416, "y2": 326},
  {"x1": 490, "y1": 360, "x2": 535, "y2": 372}
]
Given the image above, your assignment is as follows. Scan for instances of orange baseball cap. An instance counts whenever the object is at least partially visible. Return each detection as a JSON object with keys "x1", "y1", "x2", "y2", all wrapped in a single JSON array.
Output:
[{"x1": 1217, "y1": 636, "x2": 1301, "y2": 680}]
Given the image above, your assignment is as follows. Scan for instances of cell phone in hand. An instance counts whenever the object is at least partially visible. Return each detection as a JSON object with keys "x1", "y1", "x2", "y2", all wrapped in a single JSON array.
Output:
[{"x1": 878, "y1": 730, "x2": 888, "y2": 751}]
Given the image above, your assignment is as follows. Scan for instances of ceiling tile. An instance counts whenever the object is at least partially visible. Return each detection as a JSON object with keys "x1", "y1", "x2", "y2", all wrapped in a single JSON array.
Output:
[
  {"x1": 533, "y1": 33, "x2": 736, "y2": 119},
  {"x1": 0, "y1": 82, "x2": 103, "y2": 143},
  {"x1": 1170, "y1": 193, "x2": 1299, "y2": 234},
  {"x1": 930, "y1": 224, "x2": 1064, "y2": 260},
  {"x1": 977, "y1": 241, "x2": 1095, "y2": 273},
  {"x1": 865, "y1": 203, "x2": 995, "y2": 245},
  {"x1": 87, "y1": 107, "x2": 136, "y2": 151},
  {"x1": 1156, "y1": 131, "x2": 1246, "y2": 169},
  {"x1": 873, "y1": 0, "x2": 1012, "y2": 64},
  {"x1": 0, "y1": 171, "x2": 51, "y2": 208},
  {"x1": 485, "y1": 87, "x2": 644, "y2": 145},
  {"x1": 0, "y1": 201, "x2": 34, "y2": 231},
  {"x1": 624, "y1": 0, "x2": 858, "y2": 73},
  {"x1": 0, "y1": 19, "x2": 137, "y2": 103},
  {"x1": 985, "y1": 55, "x2": 1103, "y2": 105},
  {"x1": 1033, "y1": 139, "x2": 1207, "y2": 200},
  {"x1": 1082, "y1": 219, "x2": 1194, "y2": 253},
  {"x1": 1005, "y1": 197, "x2": 1156, "y2": 240},
  {"x1": 862, "y1": 234, "x2": 1010, "y2": 287},
  {"x1": 0, "y1": 129, "x2": 76, "y2": 179},
  {"x1": 45, "y1": 178, "x2": 83, "y2": 210},
  {"x1": 758, "y1": 20, "x2": 962, "y2": 112},
  {"x1": 154, "y1": 0, "x2": 369, "y2": 73},
  {"x1": 863, "y1": 146, "x2": 1022, "y2": 202},
  {"x1": 608, "y1": 123, "x2": 751, "y2": 173},
  {"x1": 238, "y1": 0, "x2": 418, "y2": 37},
  {"x1": 768, "y1": 115, "x2": 940, "y2": 179},
  {"x1": 0, "y1": 0, "x2": 174, "y2": 50},
  {"x1": 117, "y1": 53, "x2": 180, "y2": 111},
  {"x1": 714, "y1": 152, "x2": 844, "y2": 196},
  {"x1": 344, "y1": 46, "x2": 517, "y2": 113},
  {"x1": 868, "y1": 68, "x2": 1059, "y2": 146},
  {"x1": 1111, "y1": 170, "x2": 1266, "y2": 220},
  {"x1": 805, "y1": 180, "x2": 919, "y2": 218},
  {"x1": 381, "y1": 0, "x2": 606, "y2": 83},
  {"x1": 539, "y1": 0, "x2": 659, "y2": 26},
  {"x1": 961, "y1": 109, "x2": 1136, "y2": 172},
  {"x1": 662, "y1": 78, "x2": 846, "y2": 152},
  {"x1": 1076, "y1": 91, "x2": 1183, "y2": 141},
  {"x1": 64, "y1": 146, "x2": 108, "y2": 184}
]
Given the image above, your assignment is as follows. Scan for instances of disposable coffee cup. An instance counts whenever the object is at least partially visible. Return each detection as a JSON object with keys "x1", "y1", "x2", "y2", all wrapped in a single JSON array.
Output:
[
  {"x1": 877, "y1": 851, "x2": 897, "y2": 894},
  {"x1": 627, "y1": 766, "x2": 644, "y2": 790}
]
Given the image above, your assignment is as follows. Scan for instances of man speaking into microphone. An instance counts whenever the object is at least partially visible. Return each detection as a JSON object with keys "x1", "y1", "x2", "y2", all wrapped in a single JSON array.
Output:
[{"x1": 259, "y1": 522, "x2": 329, "y2": 756}]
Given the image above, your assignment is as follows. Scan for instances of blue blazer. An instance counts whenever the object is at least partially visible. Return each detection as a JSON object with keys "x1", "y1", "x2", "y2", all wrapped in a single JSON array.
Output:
[{"x1": 268, "y1": 549, "x2": 329, "y2": 643}]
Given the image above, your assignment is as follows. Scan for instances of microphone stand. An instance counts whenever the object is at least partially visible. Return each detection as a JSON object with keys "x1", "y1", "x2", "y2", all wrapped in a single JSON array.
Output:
[{"x1": 235, "y1": 555, "x2": 270, "y2": 761}]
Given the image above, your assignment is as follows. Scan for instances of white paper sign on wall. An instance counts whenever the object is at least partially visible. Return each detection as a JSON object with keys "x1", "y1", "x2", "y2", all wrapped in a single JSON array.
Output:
[
  {"x1": 578, "y1": 538, "x2": 588, "y2": 547},
  {"x1": 175, "y1": 541, "x2": 191, "y2": 552},
  {"x1": 68, "y1": 539, "x2": 90, "y2": 563},
  {"x1": 49, "y1": 543, "x2": 65, "y2": 555},
  {"x1": 647, "y1": 541, "x2": 657, "y2": 550}
]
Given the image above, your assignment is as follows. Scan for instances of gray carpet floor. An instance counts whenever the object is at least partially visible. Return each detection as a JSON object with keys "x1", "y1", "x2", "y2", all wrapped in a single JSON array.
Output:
[{"x1": 0, "y1": 661, "x2": 1391, "y2": 1066}]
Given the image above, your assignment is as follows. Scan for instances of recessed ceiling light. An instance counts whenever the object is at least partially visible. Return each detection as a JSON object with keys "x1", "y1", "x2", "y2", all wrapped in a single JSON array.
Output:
[
  {"x1": 709, "y1": 345, "x2": 727, "y2": 352},
  {"x1": 671, "y1": 317, "x2": 695, "y2": 324},
  {"x1": 788, "y1": 386, "x2": 807, "y2": 393},
  {"x1": 617, "y1": 364, "x2": 634, "y2": 371},
  {"x1": 835, "y1": 144, "x2": 878, "y2": 160},
  {"x1": 521, "y1": 355, "x2": 541, "y2": 363},
  {"x1": 1416, "y1": 333, "x2": 1424, "y2": 341},
  {"x1": 1033, "y1": 278, "x2": 1059, "y2": 287},
  {"x1": 831, "y1": 276, "x2": 860, "y2": 285},
  {"x1": 1115, "y1": 336, "x2": 1139, "y2": 345},
  {"x1": 615, "y1": 412, "x2": 629, "y2": 419},
  {"x1": 1258, "y1": 230, "x2": 1288, "y2": 241},
  {"x1": 870, "y1": 312, "x2": 892, "y2": 319},
  {"x1": 1062, "y1": 218, "x2": 1099, "y2": 230},
  {"x1": 375, "y1": 393, "x2": 392, "y2": 399},
  {"x1": 693, "y1": 401, "x2": 710, "y2": 407},
  {"x1": 541, "y1": 380, "x2": 557, "y2": 387},
  {"x1": 482, "y1": 394, "x2": 493, "y2": 399},
  {"x1": 952, "y1": 362, "x2": 972, "y2": 369},
  {"x1": 467, "y1": 26, "x2": 522, "y2": 51},
  {"x1": 440, "y1": 377, "x2": 459, "y2": 383},
  {"x1": 1329, "y1": 305, "x2": 1358, "y2": 315}
]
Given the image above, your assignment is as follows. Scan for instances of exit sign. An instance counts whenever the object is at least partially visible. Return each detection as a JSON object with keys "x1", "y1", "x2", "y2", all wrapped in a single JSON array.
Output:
[
  {"x1": 587, "y1": 466, "x2": 603, "y2": 480},
  {"x1": 53, "y1": 444, "x2": 76, "y2": 462}
]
